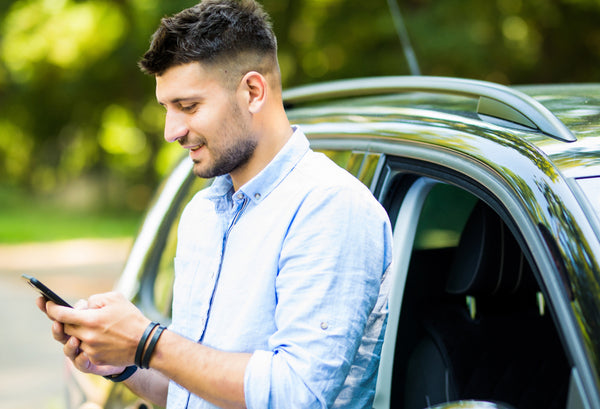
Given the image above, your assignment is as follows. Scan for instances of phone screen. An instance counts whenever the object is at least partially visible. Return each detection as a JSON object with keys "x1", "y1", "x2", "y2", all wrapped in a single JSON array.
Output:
[{"x1": 22, "y1": 274, "x2": 72, "y2": 308}]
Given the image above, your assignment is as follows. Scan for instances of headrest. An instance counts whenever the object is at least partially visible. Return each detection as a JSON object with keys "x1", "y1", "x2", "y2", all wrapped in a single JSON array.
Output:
[{"x1": 445, "y1": 201, "x2": 530, "y2": 296}]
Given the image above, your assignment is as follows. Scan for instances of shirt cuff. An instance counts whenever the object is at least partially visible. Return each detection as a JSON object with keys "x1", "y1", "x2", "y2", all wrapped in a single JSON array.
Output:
[{"x1": 244, "y1": 350, "x2": 272, "y2": 408}]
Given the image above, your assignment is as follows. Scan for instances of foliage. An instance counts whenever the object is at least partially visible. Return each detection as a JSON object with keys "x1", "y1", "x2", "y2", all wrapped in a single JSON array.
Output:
[
  {"x1": 0, "y1": 185, "x2": 141, "y2": 243},
  {"x1": 0, "y1": 0, "x2": 599, "y2": 213}
]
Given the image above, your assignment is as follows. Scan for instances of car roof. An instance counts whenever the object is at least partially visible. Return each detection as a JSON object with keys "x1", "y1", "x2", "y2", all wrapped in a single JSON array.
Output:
[
  {"x1": 283, "y1": 77, "x2": 600, "y2": 179},
  {"x1": 517, "y1": 84, "x2": 600, "y2": 179}
]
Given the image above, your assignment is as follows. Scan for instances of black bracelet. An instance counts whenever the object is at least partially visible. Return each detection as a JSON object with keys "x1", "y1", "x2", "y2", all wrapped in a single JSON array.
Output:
[
  {"x1": 135, "y1": 322, "x2": 159, "y2": 368},
  {"x1": 141, "y1": 325, "x2": 167, "y2": 369},
  {"x1": 103, "y1": 365, "x2": 137, "y2": 382}
]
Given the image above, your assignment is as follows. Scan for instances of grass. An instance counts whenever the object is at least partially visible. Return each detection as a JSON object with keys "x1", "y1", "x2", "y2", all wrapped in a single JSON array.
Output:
[{"x1": 0, "y1": 185, "x2": 144, "y2": 244}]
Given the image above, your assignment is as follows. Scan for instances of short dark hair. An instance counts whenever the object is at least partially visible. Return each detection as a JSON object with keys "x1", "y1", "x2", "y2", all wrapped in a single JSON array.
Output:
[{"x1": 138, "y1": 0, "x2": 278, "y2": 80}]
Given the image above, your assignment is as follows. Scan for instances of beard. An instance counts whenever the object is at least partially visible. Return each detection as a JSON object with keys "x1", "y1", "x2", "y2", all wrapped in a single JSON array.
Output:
[
  {"x1": 192, "y1": 136, "x2": 258, "y2": 179},
  {"x1": 191, "y1": 99, "x2": 258, "y2": 179}
]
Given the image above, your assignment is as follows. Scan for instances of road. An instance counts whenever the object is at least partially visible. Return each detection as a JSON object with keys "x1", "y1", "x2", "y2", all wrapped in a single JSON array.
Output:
[{"x1": 0, "y1": 238, "x2": 131, "y2": 409}]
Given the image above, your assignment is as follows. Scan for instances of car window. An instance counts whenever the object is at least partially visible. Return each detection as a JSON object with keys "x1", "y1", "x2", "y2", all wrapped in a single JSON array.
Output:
[
  {"x1": 413, "y1": 183, "x2": 477, "y2": 250},
  {"x1": 358, "y1": 152, "x2": 382, "y2": 189},
  {"x1": 318, "y1": 149, "x2": 354, "y2": 170},
  {"x1": 384, "y1": 176, "x2": 571, "y2": 409},
  {"x1": 316, "y1": 149, "x2": 382, "y2": 189}
]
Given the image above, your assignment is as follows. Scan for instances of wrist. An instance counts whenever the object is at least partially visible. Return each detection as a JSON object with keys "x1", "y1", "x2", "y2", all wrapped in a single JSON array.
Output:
[
  {"x1": 141, "y1": 324, "x2": 167, "y2": 369},
  {"x1": 135, "y1": 322, "x2": 159, "y2": 368},
  {"x1": 135, "y1": 321, "x2": 167, "y2": 369}
]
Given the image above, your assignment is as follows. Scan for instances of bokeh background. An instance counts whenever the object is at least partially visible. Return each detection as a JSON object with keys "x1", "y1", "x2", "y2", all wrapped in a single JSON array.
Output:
[
  {"x1": 2, "y1": 0, "x2": 600, "y2": 237},
  {"x1": 1, "y1": 0, "x2": 600, "y2": 407}
]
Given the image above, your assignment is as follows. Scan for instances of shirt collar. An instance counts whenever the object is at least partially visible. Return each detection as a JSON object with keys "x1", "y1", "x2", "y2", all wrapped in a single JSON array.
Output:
[{"x1": 206, "y1": 126, "x2": 309, "y2": 204}]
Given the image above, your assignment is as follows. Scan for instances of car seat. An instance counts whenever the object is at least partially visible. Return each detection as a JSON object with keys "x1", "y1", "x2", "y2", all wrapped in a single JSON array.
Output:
[{"x1": 402, "y1": 201, "x2": 569, "y2": 409}]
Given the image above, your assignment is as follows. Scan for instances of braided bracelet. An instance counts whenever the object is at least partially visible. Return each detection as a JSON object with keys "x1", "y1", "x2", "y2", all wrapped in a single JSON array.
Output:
[
  {"x1": 141, "y1": 325, "x2": 167, "y2": 369},
  {"x1": 135, "y1": 322, "x2": 159, "y2": 368}
]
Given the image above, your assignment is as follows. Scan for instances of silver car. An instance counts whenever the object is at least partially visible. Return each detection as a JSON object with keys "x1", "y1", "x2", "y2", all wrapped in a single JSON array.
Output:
[{"x1": 66, "y1": 76, "x2": 600, "y2": 409}]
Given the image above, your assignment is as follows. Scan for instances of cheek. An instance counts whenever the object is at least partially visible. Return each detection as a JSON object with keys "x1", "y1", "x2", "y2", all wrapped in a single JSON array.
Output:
[
  {"x1": 187, "y1": 111, "x2": 215, "y2": 137},
  {"x1": 191, "y1": 103, "x2": 231, "y2": 132}
]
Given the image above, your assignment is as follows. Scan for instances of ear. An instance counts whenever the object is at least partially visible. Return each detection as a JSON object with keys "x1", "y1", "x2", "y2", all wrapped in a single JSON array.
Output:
[{"x1": 240, "y1": 71, "x2": 267, "y2": 114}]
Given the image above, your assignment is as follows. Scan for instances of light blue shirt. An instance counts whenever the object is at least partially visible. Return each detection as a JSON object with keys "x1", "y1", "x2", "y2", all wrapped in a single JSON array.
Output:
[{"x1": 167, "y1": 127, "x2": 393, "y2": 408}]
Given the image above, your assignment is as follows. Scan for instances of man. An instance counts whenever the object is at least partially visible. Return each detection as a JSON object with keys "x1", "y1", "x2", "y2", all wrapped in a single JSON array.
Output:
[{"x1": 38, "y1": 1, "x2": 393, "y2": 408}]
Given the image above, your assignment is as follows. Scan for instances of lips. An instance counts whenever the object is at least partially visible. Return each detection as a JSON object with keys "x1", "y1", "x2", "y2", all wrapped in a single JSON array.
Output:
[
  {"x1": 187, "y1": 143, "x2": 205, "y2": 161},
  {"x1": 183, "y1": 141, "x2": 204, "y2": 151}
]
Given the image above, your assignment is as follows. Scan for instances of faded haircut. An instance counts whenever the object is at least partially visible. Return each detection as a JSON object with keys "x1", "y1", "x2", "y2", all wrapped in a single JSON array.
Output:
[{"x1": 138, "y1": 0, "x2": 279, "y2": 87}]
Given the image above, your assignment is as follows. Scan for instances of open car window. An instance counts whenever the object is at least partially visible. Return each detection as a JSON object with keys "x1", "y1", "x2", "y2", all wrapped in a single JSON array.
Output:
[{"x1": 378, "y1": 174, "x2": 571, "y2": 409}]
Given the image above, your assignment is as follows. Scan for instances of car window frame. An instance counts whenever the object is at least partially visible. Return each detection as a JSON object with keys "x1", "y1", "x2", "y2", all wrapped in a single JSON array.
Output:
[{"x1": 370, "y1": 153, "x2": 598, "y2": 408}]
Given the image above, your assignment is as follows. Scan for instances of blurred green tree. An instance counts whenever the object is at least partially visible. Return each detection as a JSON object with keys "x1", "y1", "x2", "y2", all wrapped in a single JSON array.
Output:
[{"x1": 0, "y1": 0, "x2": 599, "y2": 211}]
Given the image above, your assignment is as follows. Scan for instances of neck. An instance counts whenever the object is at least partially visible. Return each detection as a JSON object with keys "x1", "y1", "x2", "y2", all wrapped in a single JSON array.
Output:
[{"x1": 230, "y1": 107, "x2": 292, "y2": 191}]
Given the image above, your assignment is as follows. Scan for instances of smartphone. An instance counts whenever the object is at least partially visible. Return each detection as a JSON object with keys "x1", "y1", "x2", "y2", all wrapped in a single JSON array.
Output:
[{"x1": 22, "y1": 274, "x2": 72, "y2": 308}]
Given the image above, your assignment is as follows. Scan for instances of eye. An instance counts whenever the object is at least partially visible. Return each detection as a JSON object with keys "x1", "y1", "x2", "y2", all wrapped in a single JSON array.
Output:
[{"x1": 180, "y1": 103, "x2": 198, "y2": 113}]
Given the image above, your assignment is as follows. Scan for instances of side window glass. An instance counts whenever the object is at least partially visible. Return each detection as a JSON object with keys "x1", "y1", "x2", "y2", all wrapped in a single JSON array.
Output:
[
  {"x1": 346, "y1": 152, "x2": 364, "y2": 176},
  {"x1": 317, "y1": 149, "x2": 353, "y2": 170},
  {"x1": 358, "y1": 153, "x2": 381, "y2": 188},
  {"x1": 316, "y1": 148, "x2": 382, "y2": 188}
]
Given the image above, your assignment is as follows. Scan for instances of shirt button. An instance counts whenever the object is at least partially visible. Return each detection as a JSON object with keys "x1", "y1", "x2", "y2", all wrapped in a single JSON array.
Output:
[
  {"x1": 236, "y1": 193, "x2": 244, "y2": 200},
  {"x1": 254, "y1": 193, "x2": 261, "y2": 200},
  {"x1": 320, "y1": 322, "x2": 329, "y2": 330}
]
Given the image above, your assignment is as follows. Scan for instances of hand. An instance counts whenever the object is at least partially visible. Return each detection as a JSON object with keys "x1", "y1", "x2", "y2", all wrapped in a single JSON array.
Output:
[
  {"x1": 37, "y1": 296, "x2": 128, "y2": 376},
  {"x1": 45, "y1": 292, "x2": 151, "y2": 370},
  {"x1": 64, "y1": 335, "x2": 129, "y2": 377},
  {"x1": 36, "y1": 296, "x2": 83, "y2": 345}
]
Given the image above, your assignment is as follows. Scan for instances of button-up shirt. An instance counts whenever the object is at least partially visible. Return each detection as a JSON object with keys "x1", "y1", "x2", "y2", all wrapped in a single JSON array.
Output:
[{"x1": 167, "y1": 127, "x2": 393, "y2": 408}]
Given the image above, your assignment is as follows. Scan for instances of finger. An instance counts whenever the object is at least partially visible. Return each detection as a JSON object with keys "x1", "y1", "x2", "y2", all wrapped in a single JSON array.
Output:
[
  {"x1": 87, "y1": 292, "x2": 121, "y2": 309},
  {"x1": 73, "y1": 299, "x2": 89, "y2": 310},
  {"x1": 51, "y1": 320, "x2": 70, "y2": 344},
  {"x1": 35, "y1": 296, "x2": 48, "y2": 314},
  {"x1": 71, "y1": 350, "x2": 125, "y2": 377},
  {"x1": 64, "y1": 336, "x2": 81, "y2": 361},
  {"x1": 71, "y1": 349, "x2": 96, "y2": 374},
  {"x1": 46, "y1": 301, "x2": 86, "y2": 326}
]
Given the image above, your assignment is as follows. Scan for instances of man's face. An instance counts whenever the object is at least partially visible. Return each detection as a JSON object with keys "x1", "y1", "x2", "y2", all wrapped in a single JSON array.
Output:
[{"x1": 156, "y1": 62, "x2": 258, "y2": 179}]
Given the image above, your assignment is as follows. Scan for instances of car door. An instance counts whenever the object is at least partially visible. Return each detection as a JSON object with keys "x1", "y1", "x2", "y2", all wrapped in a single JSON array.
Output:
[{"x1": 369, "y1": 156, "x2": 582, "y2": 409}]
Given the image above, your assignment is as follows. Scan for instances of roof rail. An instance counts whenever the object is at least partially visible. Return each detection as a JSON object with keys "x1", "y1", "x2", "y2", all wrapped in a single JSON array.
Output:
[{"x1": 282, "y1": 76, "x2": 576, "y2": 142}]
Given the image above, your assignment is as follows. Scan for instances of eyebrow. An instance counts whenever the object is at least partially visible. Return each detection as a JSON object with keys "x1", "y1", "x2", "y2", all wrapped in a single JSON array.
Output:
[{"x1": 158, "y1": 95, "x2": 205, "y2": 106}]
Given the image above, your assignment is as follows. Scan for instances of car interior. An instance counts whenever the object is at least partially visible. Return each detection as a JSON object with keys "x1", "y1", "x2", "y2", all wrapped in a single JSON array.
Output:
[{"x1": 389, "y1": 180, "x2": 571, "y2": 409}]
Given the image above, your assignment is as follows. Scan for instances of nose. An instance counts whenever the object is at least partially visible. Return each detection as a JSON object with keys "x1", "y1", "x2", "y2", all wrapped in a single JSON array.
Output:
[{"x1": 164, "y1": 109, "x2": 188, "y2": 143}]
